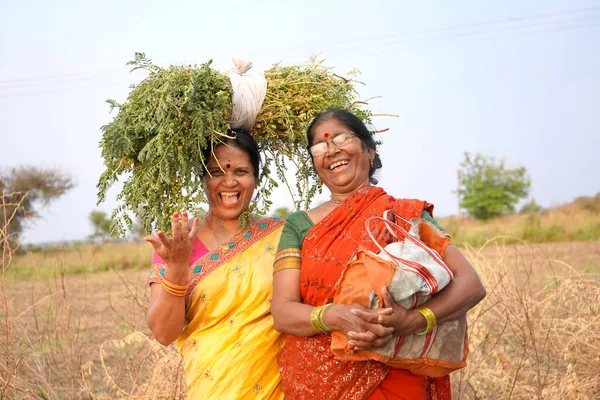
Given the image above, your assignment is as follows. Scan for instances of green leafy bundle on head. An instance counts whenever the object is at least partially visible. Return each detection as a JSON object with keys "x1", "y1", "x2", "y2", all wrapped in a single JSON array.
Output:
[{"x1": 98, "y1": 53, "x2": 373, "y2": 236}]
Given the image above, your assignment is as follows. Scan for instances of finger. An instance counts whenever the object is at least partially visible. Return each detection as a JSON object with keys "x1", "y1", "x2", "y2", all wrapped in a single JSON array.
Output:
[
  {"x1": 381, "y1": 287, "x2": 395, "y2": 309},
  {"x1": 171, "y1": 213, "x2": 181, "y2": 241},
  {"x1": 376, "y1": 307, "x2": 394, "y2": 315},
  {"x1": 188, "y1": 217, "x2": 200, "y2": 241},
  {"x1": 367, "y1": 323, "x2": 394, "y2": 337},
  {"x1": 144, "y1": 235, "x2": 162, "y2": 251},
  {"x1": 348, "y1": 340, "x2": 374, "y2": 350},
  {"x1": 351, "y1": 309, "x2": 379, "y2": 324},
  {"x1": 157, "y1": 231, "x2": 172, "y2": 248},
  {"x1": 181, "y1": 212, "x2": 190, "y2": 237},
  {"x1": 348, "y1": 331, "x2": 378, "y2": 343}
]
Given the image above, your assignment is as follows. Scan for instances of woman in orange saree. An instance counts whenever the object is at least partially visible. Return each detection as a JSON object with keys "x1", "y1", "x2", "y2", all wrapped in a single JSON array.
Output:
[{"x1": 271, "y1": 110, "x2": 486, "y2": 400}]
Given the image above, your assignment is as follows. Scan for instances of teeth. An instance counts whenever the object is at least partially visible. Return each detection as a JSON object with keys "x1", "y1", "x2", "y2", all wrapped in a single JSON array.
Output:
[
  {"x1": 220, "y1": 192, "x2": 239, "y2": 197},
  {"x1": 329, "y1": 161, "x2": 349, "y2": 170}
]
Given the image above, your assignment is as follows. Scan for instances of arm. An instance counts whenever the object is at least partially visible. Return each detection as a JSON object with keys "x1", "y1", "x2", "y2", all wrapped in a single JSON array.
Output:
[
  {"x1": 146, "y1": 269, "x2": 187, "y2": 345},
  {"x1": 271, "y1": 213, "x2": 392, "y2": 341},
  {"x1": 271, "y1": 268, "x2": 318, "y2": 336},
  {"x1": 145, "y1": 212, "x2": 199, "y2": 346},
  {"x1": 352, "y1": 244, "x2": 486, "y2": 342},
  {"x1": 271, "y1": 268, "x2": 393, "y2": 339}
]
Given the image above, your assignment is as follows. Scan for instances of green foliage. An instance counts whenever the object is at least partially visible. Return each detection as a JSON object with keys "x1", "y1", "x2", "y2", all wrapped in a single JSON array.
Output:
[
  {"x1": 1, "y1": 166, "x2": 74, "y2": 243},
  {"x1": 88, "y1": 210, "x2": 112, "y2": 241},
  {"x1": 98, "y1": 53, "x2": 372, "y2": 236},
  {"x1": 98, "y1": 53, "x2": 233, "y2": 237},
  {"x1": 457, "y1": 152, "x2": 531, "y2": 221}
]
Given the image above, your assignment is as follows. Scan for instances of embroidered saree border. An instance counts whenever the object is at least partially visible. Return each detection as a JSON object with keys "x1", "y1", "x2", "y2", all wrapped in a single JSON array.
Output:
[{"x1": 186, "y1": 217, "x2": 284, "y2": 306}]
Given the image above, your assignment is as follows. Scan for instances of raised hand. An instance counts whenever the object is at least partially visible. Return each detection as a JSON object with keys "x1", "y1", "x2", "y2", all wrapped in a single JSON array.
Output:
[{"x1": 144, "y1": 212, "x2": 199, "y2": 272}]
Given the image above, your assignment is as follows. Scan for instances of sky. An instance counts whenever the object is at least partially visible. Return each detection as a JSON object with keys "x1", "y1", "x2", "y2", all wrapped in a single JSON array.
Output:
[{"x1": 1, "y1": 0, "x2": 599, "y2": 244}]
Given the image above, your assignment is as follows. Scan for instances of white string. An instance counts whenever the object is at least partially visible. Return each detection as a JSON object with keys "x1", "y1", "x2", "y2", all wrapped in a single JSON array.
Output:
[{"x1": 222, "y1": 57, "x2": 267, "y2": 132}]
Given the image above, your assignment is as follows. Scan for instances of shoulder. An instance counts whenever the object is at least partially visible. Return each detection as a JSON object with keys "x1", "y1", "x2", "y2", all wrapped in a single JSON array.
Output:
[{"x1": 286, "y1": 210, "x2": 308, "y2": 223}]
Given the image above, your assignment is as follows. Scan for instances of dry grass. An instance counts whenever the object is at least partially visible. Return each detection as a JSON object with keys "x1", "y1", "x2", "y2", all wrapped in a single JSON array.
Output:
[
  {"x1": 453, "y1": 239, "x2": 600, "y2": 399},
  {"x1": 1, "y1": 192, "x2": 599, "y2": 398},
  {"x1": 8, "y1": 241, "x2": 149, "y2": 280},
  {"x1": 441, "y1": 193, "x2": 600, "y2": 247}
]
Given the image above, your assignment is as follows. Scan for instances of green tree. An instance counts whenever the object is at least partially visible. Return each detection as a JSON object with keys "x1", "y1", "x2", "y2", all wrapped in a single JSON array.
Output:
[
  {"x1": 520, "y1": 198, "x2": 543, "y2": 214},
  {"x1": 1, "y1": 166, "x2": 74, "y2": 244},
  {"x1": 457, "y1": 152, "x2": 531, "y2": 221},
  {"x1": 88, "y1": 210, "x2": 112, "y2": 241}
]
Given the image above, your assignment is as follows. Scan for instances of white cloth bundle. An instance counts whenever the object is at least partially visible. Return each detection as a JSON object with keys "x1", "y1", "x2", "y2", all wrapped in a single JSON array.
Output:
[{"x1": 223, "y1": 57, "x2": 267, "y2": 132}]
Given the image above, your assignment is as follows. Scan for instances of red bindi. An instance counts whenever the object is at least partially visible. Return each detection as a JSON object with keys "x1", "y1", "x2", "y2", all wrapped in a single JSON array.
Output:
[
  {"x1": 324, "y1": 132, "x2": 329, "y2": 138},
  {"x1": 226, "y1": 164, "x2": 231, "y2": 169}
]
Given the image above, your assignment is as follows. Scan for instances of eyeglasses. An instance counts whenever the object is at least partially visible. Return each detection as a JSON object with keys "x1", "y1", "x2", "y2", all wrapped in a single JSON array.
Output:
[{"x1": 309, "y1": 132, "x2": 356, "y2": 157}]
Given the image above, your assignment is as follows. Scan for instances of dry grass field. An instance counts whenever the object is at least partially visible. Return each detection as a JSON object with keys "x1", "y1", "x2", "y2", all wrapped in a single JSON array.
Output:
[{"x1": 1, "y1": 195, "x2": 599, "y2": 399}]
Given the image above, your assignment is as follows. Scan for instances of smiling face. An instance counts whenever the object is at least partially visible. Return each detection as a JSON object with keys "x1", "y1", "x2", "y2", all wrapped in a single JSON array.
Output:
[
  {"x1": 310, "y1": 118, "x2": 373, "y2": 196},
  {"x1": 204, "y1": 143, "x2": 256, "y2": 220}
]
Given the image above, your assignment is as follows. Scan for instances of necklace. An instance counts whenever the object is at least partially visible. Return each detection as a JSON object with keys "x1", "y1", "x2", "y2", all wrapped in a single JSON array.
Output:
[
  {"x1": 204, "y1": 215, "x2": 231, "y2": 244},
  {"x1": 330, "y1": 198, "x2": 342, "y2": 205}
]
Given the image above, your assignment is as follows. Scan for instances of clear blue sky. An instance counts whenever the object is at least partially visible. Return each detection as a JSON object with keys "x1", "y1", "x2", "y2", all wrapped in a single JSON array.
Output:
[{"x1": 1, "y1": 0, "x2": 599, "y2": 244}]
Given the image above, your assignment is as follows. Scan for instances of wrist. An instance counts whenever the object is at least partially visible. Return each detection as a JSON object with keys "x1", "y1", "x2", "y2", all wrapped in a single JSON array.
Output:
[
  {"x1": 405, "y1": 309, "x2": 427, "y2": 336},
  {"x1": 323, "y1": 304, "x2": 343, "y2": 331},
  {"x1": 164, "y1": 267, "x2": 189, "y2": 285}
]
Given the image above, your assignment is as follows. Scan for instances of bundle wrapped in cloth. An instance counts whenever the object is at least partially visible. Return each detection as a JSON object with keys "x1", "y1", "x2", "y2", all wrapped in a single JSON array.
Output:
[
  {"x1": 98, "y1": 53, "x2": 374, "y2": 235},
  {"x1": 331, "y1": 211, "x2": 469, "y2": 377}
]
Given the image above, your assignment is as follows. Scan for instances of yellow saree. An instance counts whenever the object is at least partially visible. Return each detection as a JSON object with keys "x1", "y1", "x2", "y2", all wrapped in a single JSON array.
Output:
[{"x1": 149, "y1": 217, "x2": 285, "y2": 399}]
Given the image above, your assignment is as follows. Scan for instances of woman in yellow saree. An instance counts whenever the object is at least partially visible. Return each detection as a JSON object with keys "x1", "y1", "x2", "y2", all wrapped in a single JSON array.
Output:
[{"x1": 145, "y1": 131, "x2": 285, "y2": 399}]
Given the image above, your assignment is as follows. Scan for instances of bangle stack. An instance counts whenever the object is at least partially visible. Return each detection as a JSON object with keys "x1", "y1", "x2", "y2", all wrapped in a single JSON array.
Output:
[
  {"x1": 310, "y1": 303, "x2": 334, "y2": 333},
  {"x1": 160, "y1": 277, "x2": 189, "y2": 297},
  {"x1": 415, "y1": 306, "x2": 437, "y2": 335}
]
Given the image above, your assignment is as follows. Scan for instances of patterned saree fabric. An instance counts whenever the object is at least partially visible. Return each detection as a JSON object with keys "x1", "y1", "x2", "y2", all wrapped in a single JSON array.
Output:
[
  {"x1": 277, "y1": 186, "x2": 452, "y2": 400},
  {"x1": 149, "y1": 217, "x2": 285, "y2": 399},
  {"x1": 330, "y1": 215, "x2": 468, "y2": 378}
]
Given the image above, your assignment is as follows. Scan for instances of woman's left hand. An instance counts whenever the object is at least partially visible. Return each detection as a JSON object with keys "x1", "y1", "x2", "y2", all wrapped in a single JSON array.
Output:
[
  {"x1": 351, "y1": 287, "x2": 415, "y2": 338},
  {"x1": 343, "y1": 306, "x2": 394, "y2": 350}
]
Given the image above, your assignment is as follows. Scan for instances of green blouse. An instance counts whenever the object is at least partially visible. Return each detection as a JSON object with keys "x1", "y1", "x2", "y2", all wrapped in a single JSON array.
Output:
[{"x1": 277, "y1": 210, "x2": 443, "y2": 252}]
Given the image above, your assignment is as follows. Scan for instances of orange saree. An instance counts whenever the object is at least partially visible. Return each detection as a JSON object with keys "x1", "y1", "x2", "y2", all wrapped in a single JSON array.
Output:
[{"x1": 278, "y1": 186, "x2": 452, "y2": 400}]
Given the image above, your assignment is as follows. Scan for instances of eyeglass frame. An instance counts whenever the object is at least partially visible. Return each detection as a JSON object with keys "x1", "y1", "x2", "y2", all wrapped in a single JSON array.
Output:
[{"x1": 308, "y1": 132, "x2": 358, "y2": 157}]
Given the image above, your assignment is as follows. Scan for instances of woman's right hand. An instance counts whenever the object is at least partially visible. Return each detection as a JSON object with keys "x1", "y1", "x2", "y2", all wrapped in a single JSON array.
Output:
[
  {"x1": 144, "y1": 212, "x2": 199, "y2": 272},
  {"x1": 326, "y1": 304, "x2": 394, "y2": 350}
]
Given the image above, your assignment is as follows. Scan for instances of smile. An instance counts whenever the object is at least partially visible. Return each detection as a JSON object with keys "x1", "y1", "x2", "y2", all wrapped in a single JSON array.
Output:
[
  {"x1": 328, "y1": 160, "x2": 349, "y2": 170},
  {"x1": 219, "y1": 191, "x2": 240, "y2": 206}
]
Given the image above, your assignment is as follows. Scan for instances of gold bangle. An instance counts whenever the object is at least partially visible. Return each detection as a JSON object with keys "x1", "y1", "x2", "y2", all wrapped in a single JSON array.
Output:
[
  {"x1": 310, "y1": 304, "x2": 334, "y2": 333},
  {"x1": 310, "y1": 306, "x2": 322, "y2": 332},
  {"x1": 415, "y1": 306, "x2": 436, "y2": 335},
  {"x1": 160, "y1": 279, "x2": 188, "y2": 297},
  {"x1": 161, "y1": 276, "x2": 189, "y2": 290},
  {"x1": 317, "y1": 303, "x2": 334, "y2": 332}
]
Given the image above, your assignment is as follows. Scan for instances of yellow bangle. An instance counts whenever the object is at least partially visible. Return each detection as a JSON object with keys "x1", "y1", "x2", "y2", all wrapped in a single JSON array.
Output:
[
  {"x1": 415, "y1": 306, "x2": 436, "y2": 335},
  {"x1": 160, "y1": 277, "x2": 188, "y2": 297},
  {"x1": 311, "y1": 304, "x2": 334, "y2": 333}
]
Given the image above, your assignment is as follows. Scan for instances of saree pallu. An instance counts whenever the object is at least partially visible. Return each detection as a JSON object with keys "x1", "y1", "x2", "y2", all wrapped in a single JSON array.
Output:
[
  {"x1": 278, "y1": 186, "x2": 451, "y2": 400},
  {"x1": 149, "y1": 217, "x2": 285, "y2": 399}
]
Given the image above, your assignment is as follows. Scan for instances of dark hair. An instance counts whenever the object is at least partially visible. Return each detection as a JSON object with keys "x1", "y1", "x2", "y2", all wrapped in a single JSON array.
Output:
[
  {"x1": 306, "y1": 109, "x2": 382, "y2": 184},
  {"x1": 201, "y1": 129, "x2": 260, "y2": 180}
]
